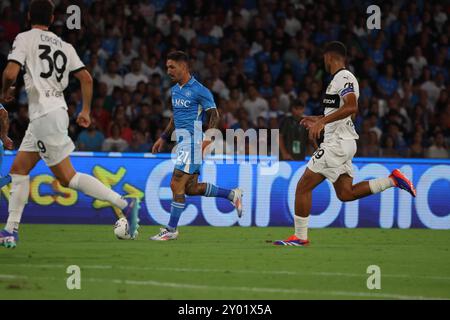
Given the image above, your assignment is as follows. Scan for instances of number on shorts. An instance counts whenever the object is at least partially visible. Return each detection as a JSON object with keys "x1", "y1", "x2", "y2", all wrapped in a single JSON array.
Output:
[
  {"x1": 313, "y1": 148, "x2": 325, "y2": 159},
  {"x1": 37, "y1": 140, "x2": 47, "y2": 153},
  {"x1": 177, "y1": 150, "x2": 190, "y2": 164}
]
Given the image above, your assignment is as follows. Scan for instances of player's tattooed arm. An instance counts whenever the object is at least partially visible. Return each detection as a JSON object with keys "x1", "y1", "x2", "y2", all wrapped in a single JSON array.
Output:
[
  {"x1": 206, "y1": 108, "x2": 220, "y2": 130},
  {"x1": 0, "y1": 109, "x2": 9, "y2": 136},
  {"x1": 0, "y1": 108, "x2": 13, "y2": 150},
  {"x1": 1, "y1": 62, "x2": 20, "y2": 103}
]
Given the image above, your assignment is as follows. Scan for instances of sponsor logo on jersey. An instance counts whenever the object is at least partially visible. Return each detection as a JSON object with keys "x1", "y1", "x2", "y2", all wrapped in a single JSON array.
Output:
[
  {"x1": 172, "y1": 98, "x2": 190, "y2": 108},
  {"x1": 322, "y1": 94, "x2": 340, "y2": 109}
]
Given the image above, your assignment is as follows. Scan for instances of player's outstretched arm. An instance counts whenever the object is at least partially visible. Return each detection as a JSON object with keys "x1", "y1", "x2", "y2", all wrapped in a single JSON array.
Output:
[
  {"x1": 308, "y1": 93, "x2": 358, "y2": 140},
  {"x1": 153, "y1": 117, "x2": 174, "y2": 153},
  {"x1": 206, "y1": 108, "x2": 220, "y2": 130},
  {"x1": 1, "y1": 62, "x2": 20, "y2": 104},
  {"x1": 73, "y1": 69, "x2": 93, "y2": 128}
]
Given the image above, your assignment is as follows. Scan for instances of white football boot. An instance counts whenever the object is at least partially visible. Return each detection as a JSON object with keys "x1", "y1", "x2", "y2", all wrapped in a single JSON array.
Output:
[
  {"x1": 150, "y1": 227, "x2": 179, "y2": 241},
  {"x1": 231, "y1": 188, "x2": 243, "y2": 218}
]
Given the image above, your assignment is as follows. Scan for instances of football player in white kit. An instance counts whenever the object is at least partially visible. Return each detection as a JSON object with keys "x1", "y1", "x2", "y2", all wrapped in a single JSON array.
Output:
[
  {"x1": 0, "y1": 0, "x2": 136, "y2": 248},
  {"x1": 274, "y1": 41, "x2": 417, "y2": 246}
]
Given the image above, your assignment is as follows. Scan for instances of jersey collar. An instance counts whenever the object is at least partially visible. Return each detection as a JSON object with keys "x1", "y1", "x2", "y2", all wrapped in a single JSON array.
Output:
[
  {"x1": 331, "y1": 67, "x2": 346, "y2": 77},
  {"x1": 178, "y1": 76, "x2": 196, "y2": 89}
]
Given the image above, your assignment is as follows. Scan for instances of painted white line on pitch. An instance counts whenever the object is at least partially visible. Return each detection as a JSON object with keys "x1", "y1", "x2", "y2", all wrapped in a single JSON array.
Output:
[
  {"x1": 5, "y1": 263, "x2": 450, "y2": 282},
  {"x1": 0, "y1": 273, "x2": 447, "y2": 300},
  {"x1": 0, "y1": 274, "x2": 27, "y2": 280}
]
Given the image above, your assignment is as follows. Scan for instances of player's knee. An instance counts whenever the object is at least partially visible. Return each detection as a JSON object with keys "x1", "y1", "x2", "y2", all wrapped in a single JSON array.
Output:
[
  {"x1": 185, "y1": 184, "x2": 195, "y2": 195},
  {"x1": 336, "y1": 190, "x2": 354, "y2": 202},
  {"x1": 170, "y1": 180, "x2": 184, "y2": 194}
]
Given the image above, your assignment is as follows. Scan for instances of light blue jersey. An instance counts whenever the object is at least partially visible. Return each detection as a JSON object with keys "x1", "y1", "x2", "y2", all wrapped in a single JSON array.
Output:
[
  {"x1": 171, "y1": 76, "x2": 216, "y2": 174},
  {"x1": 171, "y1": 76, "x2": 216, "y2": 141}
]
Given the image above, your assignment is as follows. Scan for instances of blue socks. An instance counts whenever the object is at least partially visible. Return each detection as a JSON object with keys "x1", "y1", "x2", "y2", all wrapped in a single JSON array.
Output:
[
  {"x1": 204, "y1": 183, "x2": 234, "y2": 201},
  {"x1": 167, "y1": 201, "x2": 185, "y2": 231},
  {"x1": 166, "y1": 184, "x2": 235, "y2": 232}
]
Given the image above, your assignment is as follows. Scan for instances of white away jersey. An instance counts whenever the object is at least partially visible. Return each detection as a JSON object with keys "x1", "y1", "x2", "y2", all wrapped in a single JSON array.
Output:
[
  {"x1": 8, "y1": 29, "x2": 85, "y2": 121},
  {"x1": 322, "y1": 68, "x2": 359, "y2": 141}
]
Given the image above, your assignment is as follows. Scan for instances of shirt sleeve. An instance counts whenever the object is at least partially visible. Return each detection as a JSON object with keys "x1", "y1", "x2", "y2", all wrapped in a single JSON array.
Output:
[
  {"x1": 67, "y1": 45, "x2": 86, "y2": 73},
  {"x1": 7, "y1": 33, "x2": 27, "y2": 67},
  {"x1": 199, "y1": 87, "x2": 216, "y2": 111},
  {"x1": 336, "y1": 72, "x2": 356, "y2": 97}
]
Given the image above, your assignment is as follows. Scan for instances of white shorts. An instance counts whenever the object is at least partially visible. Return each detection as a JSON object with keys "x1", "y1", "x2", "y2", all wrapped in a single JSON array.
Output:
[
  {"x1": 19, "y1": 107, "x2": 74, "y2": 167},
  {"x1": 307, "y1": 139, "x2": 357, "y2": 183}
]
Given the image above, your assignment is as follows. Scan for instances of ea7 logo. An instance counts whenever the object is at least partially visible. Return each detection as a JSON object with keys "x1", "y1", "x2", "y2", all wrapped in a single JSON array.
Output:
[{"x1": 366, "y1": 5, "x2": 381, "y2": 30}]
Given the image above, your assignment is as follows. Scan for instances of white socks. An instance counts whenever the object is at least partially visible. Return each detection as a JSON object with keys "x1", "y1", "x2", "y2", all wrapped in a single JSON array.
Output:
[
  {"x1": 5, "y1": 174, "x2": 30, "y2": 233},
  {"x1": 294, "y1": 215, "x2": 310, "y2": 241},
  {"x1": 369, "y1": 177, "x2": 395, "y2": 194},
  {"x1": 68, "y1": 173, "x2": 128, "y2": 210}
]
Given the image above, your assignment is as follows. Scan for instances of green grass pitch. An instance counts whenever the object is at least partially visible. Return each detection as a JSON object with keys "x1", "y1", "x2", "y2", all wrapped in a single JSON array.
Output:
[{"x1": 0, "y1": 224, "x2": 449, "y2": 300}]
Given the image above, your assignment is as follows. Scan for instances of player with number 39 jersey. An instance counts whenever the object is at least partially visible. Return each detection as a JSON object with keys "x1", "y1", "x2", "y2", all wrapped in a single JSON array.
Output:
[
  {"x1": 8, "y1": 29, "x2": 85, "y2": 121},
  {"x1": 0, "y1": 0, "x2": 138, "y2": 249},
  {"x1": 7, "y1": 26, "x2": 83, "y2": 166}
]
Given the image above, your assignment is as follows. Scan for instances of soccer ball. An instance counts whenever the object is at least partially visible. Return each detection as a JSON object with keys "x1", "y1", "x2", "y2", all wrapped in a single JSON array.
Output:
[{"x1": 114, "y1": 217, "x2": 132, "y2": 240}]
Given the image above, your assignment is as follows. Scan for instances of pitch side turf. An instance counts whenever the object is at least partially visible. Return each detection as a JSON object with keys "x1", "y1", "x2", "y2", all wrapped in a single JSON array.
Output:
[{"x1": 0, "y1": 224, "x2": 449, "y2": 300}]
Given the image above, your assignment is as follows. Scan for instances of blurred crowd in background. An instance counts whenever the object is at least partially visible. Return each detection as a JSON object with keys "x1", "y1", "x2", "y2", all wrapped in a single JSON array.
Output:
[{"x1": 0, "y1": 0, "x2": 449, "y2": 159}]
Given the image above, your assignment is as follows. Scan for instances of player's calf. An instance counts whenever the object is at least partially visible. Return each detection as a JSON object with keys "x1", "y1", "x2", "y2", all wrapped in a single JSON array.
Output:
[
  {"x1": 335, "y1": 189, "x2": 357, "y2": 202},
  {"x1": 67, "y1": 172, "x2": 128, "y2": 209}
]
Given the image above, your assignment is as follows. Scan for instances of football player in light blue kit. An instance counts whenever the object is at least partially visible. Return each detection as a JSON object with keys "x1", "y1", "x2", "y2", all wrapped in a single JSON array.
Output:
[
  {"x1": 150, "y1": 51, "x2": 243, "y2": 241},
  {"x1": 0, "y1": 103, "x2": 12, "y2": 188}
]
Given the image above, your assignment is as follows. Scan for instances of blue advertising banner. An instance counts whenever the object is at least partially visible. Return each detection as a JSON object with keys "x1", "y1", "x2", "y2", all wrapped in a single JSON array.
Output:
[{"x1": 0, "y1": 152, "x2": 449, "y2": 229}]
